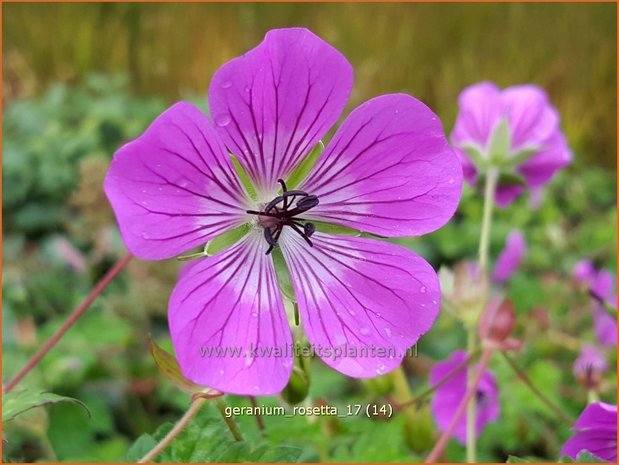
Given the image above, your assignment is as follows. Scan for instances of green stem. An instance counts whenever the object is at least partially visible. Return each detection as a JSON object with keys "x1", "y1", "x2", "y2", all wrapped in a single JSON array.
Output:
[
  {"x1": 390, "y1": 365, "x2": 416, "y2": 422},
  {"x1": 465, "y1": 327, "x2": 477, "y2": 463},
  {"x1": 466, "y1": 167, "x2": 498, "y2": 463},
  {"x1": 215, "y1": 398, "x2": 244, "y2": 441},
  {"x1": 501, "y1": 352, "x2": 574, "y2": 426}
]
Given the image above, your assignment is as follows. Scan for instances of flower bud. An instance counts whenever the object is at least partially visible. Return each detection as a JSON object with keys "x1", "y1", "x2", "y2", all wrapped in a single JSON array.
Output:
[
  {"x1": 440, "y1": 261, "x2": 488, "y2": 325},
  {"x1": 479, "y1": 297, "x2": 516, "y2": 343}
]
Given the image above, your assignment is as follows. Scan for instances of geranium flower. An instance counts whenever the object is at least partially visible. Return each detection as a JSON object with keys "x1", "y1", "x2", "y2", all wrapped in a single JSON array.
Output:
[
  {"x1": 572, "y1": 260, "x2": 617, "y2": 347},
  {"x1": 492, "y1": 229, "x2": 526, "y2": 284},
  {"x1": 104, "y1": 28, "x2": 462, "y2": 394},
  {"x1": 429, "y1": 350, "x2": 500, "y2": 443},
  {"x1": 562, "y1": 402, "x2": 617, "y2": 462},
  {"x1": 573, "y1": 344, "x2": 607, "y2": 389},
  {"x1": 451, "y1": 82, "x2": 571, "y2": 207}
]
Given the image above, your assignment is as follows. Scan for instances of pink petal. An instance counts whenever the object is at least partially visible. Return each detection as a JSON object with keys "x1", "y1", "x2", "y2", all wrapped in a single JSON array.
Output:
[
  {"x1": 279, "y1": 231, "x2": 440, "y2": 377},
  {"x1": 500, "y1": 85, "x2": 559, "y2": 150},
  {"x1": 518, "y1": 132, "x2": 572, "y2": 188},
  {"x1": 562, "y1": 430, "x2": 617, "y2": 462},
  {"x1": 573, "y1": 260, "x2": 596, "y2": 286},
  {"x1": 451, "y1": 82, "x2": 503, "y2": 148},
  {"x1": 104, "y1": 102, "x2": 249, "y2": 260},
  {"x1": 168, "y1": 233, "x2": 293, "y2": 395},
  {"x1": 593, "y1": 307, "x2": 617, "y2": 347},
  {"x1": 299, "y1": 94, "x2": 462, "y2": 237},
  {"x1": 208, "y1": 28, "x2": 353, "y2": 194},
  {"x1": 573, "y1": 402, "x2": 618, "y2": 431},
  {"x1": 429, "y1": 350, "x2": 500, "y2": 444},
  {"x1": 492, "y1": 230, "x2": 527, "y2": 283}
]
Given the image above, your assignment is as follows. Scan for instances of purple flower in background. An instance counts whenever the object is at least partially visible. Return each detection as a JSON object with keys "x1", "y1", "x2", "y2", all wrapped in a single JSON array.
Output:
[
  {"x1": 104, "y1": 28, "x2": 462, "y2": 394},
  {"x1": 492, "y1": 230, "x2": 526, "y2": 283},
  {"x1": 562, "y1": 402, "x2": 617, "y2": 462},
  {"x1": 430, "y1": 350, "x2": 500, "y2": 443},
  {"x1": 451, "y1": 82, "x2": 571, "y2": 207},
  {"x1": 573, "y1": 344, "x2": 607, "y2": 387},
  {"x1": 572, "y1": 261, "x2": 617, "y2": 347}
]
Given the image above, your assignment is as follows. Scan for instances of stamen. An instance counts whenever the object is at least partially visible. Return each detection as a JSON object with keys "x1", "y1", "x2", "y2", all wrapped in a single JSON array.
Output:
[{"x1": 246, "y1": 180, "x2": 320, "y2": 254}]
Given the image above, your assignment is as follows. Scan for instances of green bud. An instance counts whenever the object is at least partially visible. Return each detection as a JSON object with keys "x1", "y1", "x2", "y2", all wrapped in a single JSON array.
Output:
[{"x1": 402, "y1": 405, "x2": 435, "y2": 453}]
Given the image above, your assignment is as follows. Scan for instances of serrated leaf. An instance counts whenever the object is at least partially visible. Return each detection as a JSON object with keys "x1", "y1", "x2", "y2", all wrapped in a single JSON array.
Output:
[
  {"x1": 285, "y1": 140, "x2": 324, "y2": 189},
  {"x1": 2, "y1": 388, "x2": 89, "y2": 422},
  {"x1": 205, "y1": 224, "x2": 250, "y2": 256},
  {"x1": 149, "y1": 337, "x2": 218, "y2": 396}
]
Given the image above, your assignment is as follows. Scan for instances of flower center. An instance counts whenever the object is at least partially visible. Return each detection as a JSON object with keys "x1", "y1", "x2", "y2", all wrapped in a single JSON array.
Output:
[{"x1": 246, "y1": 179, "x2": 319, "y2": 255}]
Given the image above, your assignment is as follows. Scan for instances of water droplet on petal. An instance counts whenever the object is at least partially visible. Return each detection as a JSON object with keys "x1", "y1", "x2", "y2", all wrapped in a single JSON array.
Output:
[
  {"x1": 448, "y1": 177, "x2": 455, "y2": 185},
  {"x1": 384, "y1": 327, "x2": 392, "y2": 338},
  {"x1": 244, "y1": 356, "x2": 254, "y2": 367},
  {"x1": 376, "y1": 364, "x2": 386, "y2": 374},
  {"x1": 432, "y1": 300, "x2": 438, "y2": 305},
  {"x1": 141, "y1": 232, "x2": 150, "y2": 239},
  {"x1": 420, "y1": 286, "x2": 427, "y2": 293},
  {"x1": 359, "y1": 327, "x2": 371, "y2": 336},
  {"x1": 220, "y1": 80, "x2": 232, "y2": 89},
  {"x1": 219, "y1": 369, "x2": 225, "y2": 375},
  {"x1": 251, "y1": 311, "x2": 258, "y2": 318},
  {"x1": 244, "y1": 86, "x2": 251, "y2": 93},
  {"x1": 375, "y1": 312, "x2": 381, "y2": 318},
  {"x1": 349, "y1": 309, "x2": 356, "y2": 316},
  {"x1": 215, "y1": 114, "x2": 232, "y2": 127}
]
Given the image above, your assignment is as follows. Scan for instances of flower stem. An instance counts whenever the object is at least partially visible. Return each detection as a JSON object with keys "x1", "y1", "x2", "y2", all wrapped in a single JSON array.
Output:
[
  {"x1": 390, "y1": 365, "x2": 416, "y2": 422},
  {"x1": 465, "y1": 327, "x2": 478, "y2": 463},
  {"x1": 138, "y1": 397, "x2": 207, "y2": 463},
  {"x1": 465, "y1": 167, "x2": 498, "y2": 463},
  {"x1": 248, "y1": 396, "x2": 266, "y2": 432},
  {"x1": 501, "y1": 352, "x2": 574, "y2": 426},
  {"x1": 4, "y1": 253, "x2": 133, "y2": 393},
  {"x1": 214, "y1": 397, "x2": 244, "y2": 441},
  {"x1": 425, "y1": 348, "x2": 494, "y2": 463}
]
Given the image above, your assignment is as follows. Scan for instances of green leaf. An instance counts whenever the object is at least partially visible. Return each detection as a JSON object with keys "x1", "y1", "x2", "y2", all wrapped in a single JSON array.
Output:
[
  {"x1": 285, "y1": 140, "x2": 324, "y2": 189},
  {"x1": 505, "y1": 146, "x2": 541, "y2": 168},
  {"x1": 149, "y1": 337, "x2": 216, "y2": 395},
  {"x1": 506, "y1": 456, "x2": 532, "y2": 463},
  {"x1": 205, "y1": 224, "x2": 250, "y2": 256},
  {"x1": 152, "y1": 410, "x2": 303, "y2": 462},
  {"x1": 2, "y1": 388, "x2": 89, "y2": 422},
  {"x1": 230, "y1": 154, "x2": 257, "y2": 201},
  {"x1": 560, "y1": 451, "x2": 606, "y2": 463},
  {"x1": 125, "y1": 434, "x2": 157, "y2": 462}
]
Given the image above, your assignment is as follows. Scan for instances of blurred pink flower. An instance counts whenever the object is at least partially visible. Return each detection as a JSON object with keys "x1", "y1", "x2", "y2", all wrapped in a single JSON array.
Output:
[
  {"x1": 451, "y1": 82, "x2": 571, "y2": 207},
  {"x1": 430, "y1": 350, "x2": 500, "y2": 444},
  {"x1": 573, "y1": 344, "x2": 607, "y2": 382},
  {"x1": 492, "y1": 230, "x2": 527, "y2": 284}
]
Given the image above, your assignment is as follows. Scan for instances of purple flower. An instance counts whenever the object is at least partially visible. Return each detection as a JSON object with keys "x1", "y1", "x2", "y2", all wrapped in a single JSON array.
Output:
[
  {"x1": 573, "y1": 344, "x2": 607, "y2": 385},
  {"x1": 451, "y1": 82, "x2": 571, "y2": 207},
  {"x1": 572, "y1": 261, "x2": 617, "y2": 347},
  {"x1": 492, "y1": 230, "x2": 526, "y2": 284},
  {"x1": 104, "y1": 28, "x2": 462, "y2": 395},
  {"x1": 562, "y1": 402, "x2": 617, "y2": 462},
  {"x1": 430, "y1": 350, "x2": 500, "y2": 444}
]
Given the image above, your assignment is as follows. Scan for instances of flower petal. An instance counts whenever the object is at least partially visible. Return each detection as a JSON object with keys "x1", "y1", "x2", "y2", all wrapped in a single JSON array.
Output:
[
  {"x1": 104, "y1": 102, "x2": 249, "y2": 260},
  {"x1": 168, "y1": 233, "x2": 293, "y2": 395},
  {"x1": 573, "y1": 402, "x2": 618, "y2": 431},
  {"x1": 500, "y1": 85, "x2": 559, "y2": 150},
  {"x1": 492, "y1": 230, "x2": 527, "y2": 283},
  {"x1": 430, "y1": 350, "x2": 500, "y2": 444},
  {"x1": 208, "y1": 28, "x2": 353, "y2": 194},
  {"x1": 298, "y1": 94, "x2": 462, "y2": 237},
  {"x1": 451, "y1": 82, "x2": 502, "y2": 148},
  {"x1": 518, "y1": 132, "x2": 572, "y2": 188},
  {"x1": 279, "y1": 231, "x2": 440, "y2": 377},
  {"x1": 562, "y1": 430, "x2": 617, "y2": 463},
  {"x1": 593, "y1": 307, "x2": 617, "y2": 347}
]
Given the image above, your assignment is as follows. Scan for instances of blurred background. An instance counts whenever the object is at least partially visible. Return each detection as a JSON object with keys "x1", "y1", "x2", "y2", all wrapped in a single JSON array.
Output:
[{"x1": 2, "y1": 2, "x2": 617, "y2": 463}]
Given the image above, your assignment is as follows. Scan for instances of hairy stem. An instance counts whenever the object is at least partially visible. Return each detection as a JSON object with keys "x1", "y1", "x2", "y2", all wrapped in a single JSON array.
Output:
[
  {"x1": 501, "y1": 352, "x2": 574, "y2": 426},
  {"x1": 249, "y1": 396, "x2": 266, "y2": 432},
  {"x1": 215, "y1": 398, "x2": 244, "y2": 441},
  {"x1": 465, "y1": 327, "x2": 478, "y2": 463},
  {"x1": 138, "y1": 397, "x2": 207, "y2": 463},
  {"x1": 4, "y1": 253, "x2": 133, "y2": 393},
  {"x1": 425, "y1": 349, "x2": 494, "y2": 463}
]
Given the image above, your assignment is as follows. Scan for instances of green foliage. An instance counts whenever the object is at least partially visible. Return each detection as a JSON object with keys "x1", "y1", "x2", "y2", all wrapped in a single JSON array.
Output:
[{"x1": 2, "y1": 388, "x2": 88, "y2": 422}]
